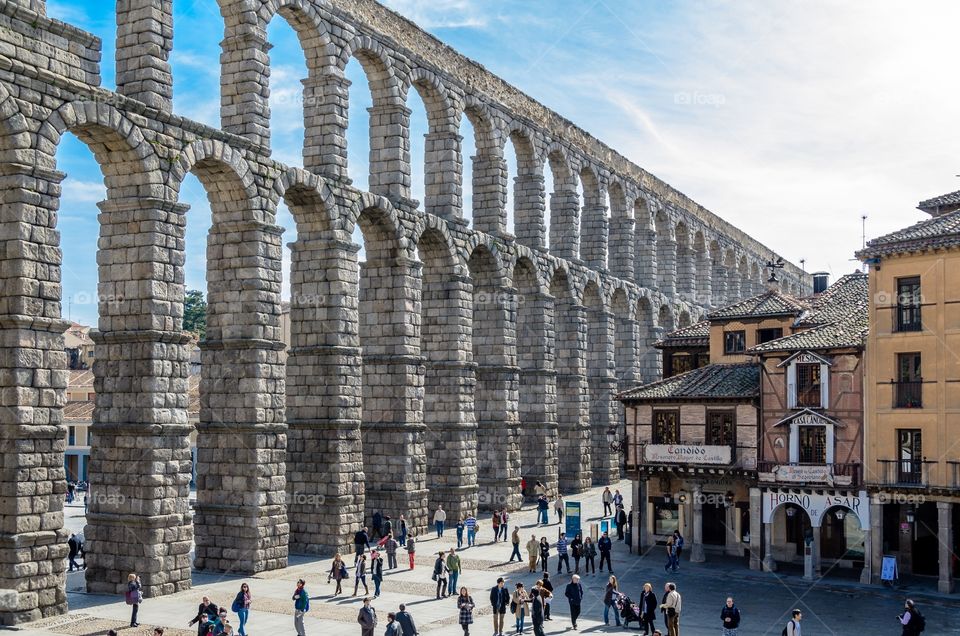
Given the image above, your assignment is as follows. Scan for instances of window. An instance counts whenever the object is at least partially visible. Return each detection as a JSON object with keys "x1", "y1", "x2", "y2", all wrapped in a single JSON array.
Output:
[
  {"x1": 653, "y1": 498, "x2": 679, "y2": 535},
  {"x1": 669, "y1": 353, "x2": 693, "y2": 377},
  {"x1": 724, "y1": 330, "x2": 746, "y2": 354},
  {"x1": 798, "y1": 426, "x2": 827, "y2": 464},
  {"x1": 706, "y1": 411, "x2": 735, "y2": 446},
  {"x1": 895, "y1": 276, "x2": 922, "y2": 332},
  {"x1": 897, "y1": 429, "x2": 922, "y2": 483},
  {"x1": 757, "y1": 327, "x2": 783, "y2": 344},
  {"x1": 653, "y1": 410, "x2": 679, "y2": 444},
  {"x1": 796, "y1": 362, "x2": 822, "y2": 408},
  {"x1": 67, "y1": 426, "x2": 76, "y2": 446},
  {"x1": 894, "y1": 352, "x2": 922, "y2": 408}
]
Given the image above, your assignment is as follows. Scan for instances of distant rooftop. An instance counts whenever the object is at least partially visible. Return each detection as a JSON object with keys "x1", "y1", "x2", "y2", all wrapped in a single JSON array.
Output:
[
  {"x1": 857, "y1": 207, "x2": 960, "y2": 260},
  {"x1": 617, "y1": 363, "x2": 759, "y2": 402}
]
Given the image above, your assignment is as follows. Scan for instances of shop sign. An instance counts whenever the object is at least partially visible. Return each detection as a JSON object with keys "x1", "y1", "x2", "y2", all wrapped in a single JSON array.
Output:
[
  {"x1": 762, "y1": 489, "x2": 869, "y2": 529},
  {"x1": 644, "y1": 444, "x2": 731, "y2": 465}
]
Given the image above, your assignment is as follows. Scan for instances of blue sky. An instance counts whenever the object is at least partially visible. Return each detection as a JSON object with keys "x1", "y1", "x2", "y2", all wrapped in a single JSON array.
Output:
[{"x1": 48, "y1": 0, "x2": 960, "y2": 327}]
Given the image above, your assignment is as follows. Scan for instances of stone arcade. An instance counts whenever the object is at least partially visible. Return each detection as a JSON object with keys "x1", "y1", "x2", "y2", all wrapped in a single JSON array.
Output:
[{"x1": 0, "y1": 0, "x2": 806, "y2": 625}]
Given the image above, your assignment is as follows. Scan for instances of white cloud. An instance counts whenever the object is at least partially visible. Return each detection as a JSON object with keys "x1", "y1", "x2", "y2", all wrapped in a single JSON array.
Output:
[
  {"x1": 381, "y1": 0, "x2": 488, "y2": 29},
  {"x1": 61, "y1": 179, "x2": 105, "y2": 205}
]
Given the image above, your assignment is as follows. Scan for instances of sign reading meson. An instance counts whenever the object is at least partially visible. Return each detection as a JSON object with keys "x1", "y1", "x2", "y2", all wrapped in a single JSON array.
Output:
[{"x1": 644, "y1": 444, "x2": 732, "y2": 465}]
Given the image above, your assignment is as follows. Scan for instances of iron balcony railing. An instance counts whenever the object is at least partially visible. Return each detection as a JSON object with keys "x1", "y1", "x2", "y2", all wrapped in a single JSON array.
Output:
[
  {"x1": 876, "y1": 459, "x2": 937, "y2": 487},
  {"x1": 892, "y1": 380, "x2": 923, "y2": 408},
  {"x1": 895, "y1": 305, "x2": 922, "y2": 332}
]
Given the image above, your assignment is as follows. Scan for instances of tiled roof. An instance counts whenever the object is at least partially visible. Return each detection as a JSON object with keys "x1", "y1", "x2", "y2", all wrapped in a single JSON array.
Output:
[
  {"x1": 655, "y1": 320, "x2": 710, "y2": 348},
  {"x1": 749, "y1": 272, "x2": 868, "y2": 353},
  {"x1": 918, "y1": 190, "x2": 960, "y2": 213},
  {"x1": 64, "y1": 374, "x2": 201, "y2": 421},
  {"x1": 856, "y1": 208, "x2": 960, "y2": 259},
  {"x1": 68, "y1": 370, "x2": 94, "y2": 387},
  {"x1": 617, "y1": 363, "x2": 759, "y2": 402},
  {"x1": 708, "y1": 290, "x2": 808, "y2": 321}
]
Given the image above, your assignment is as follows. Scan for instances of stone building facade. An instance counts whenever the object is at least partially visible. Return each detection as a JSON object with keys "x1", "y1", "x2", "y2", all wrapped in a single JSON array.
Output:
[{"x1": 0, "y1": 0, "x2": 806, "y2": 625}]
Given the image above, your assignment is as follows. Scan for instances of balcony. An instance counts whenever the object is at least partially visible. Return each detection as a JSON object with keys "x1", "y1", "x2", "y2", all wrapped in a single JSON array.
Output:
[
  {"x1": 892, "y1": 380, "x2": 923, "y2": 408},
  {"x1": 895, "y1": 305, "x2": 922, "y2": 332},
  {"x1": 949, "y1": 461, "x2": 960, "y2": 489},
  {"x1": 876, "y1": 459, "x2": 937, "y2": 488},
  {"x1": 757, "y1": 461, "x2": 861, "y2": 487}
]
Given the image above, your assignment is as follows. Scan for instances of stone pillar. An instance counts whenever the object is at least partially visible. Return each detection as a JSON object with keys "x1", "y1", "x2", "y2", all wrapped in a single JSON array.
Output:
[
  {"x1": 472, "y1": 153, "x2": 508, "y2": 236},
  {"x1": 360, "y1": 255, "x2": 428, "y2": 522},
  {"x1": 938, "y1": 501, "x2": 954, "y2": 593},
  {"x1": 286, "y1": 234, "x2": 364, "y2": 554},
  {"x1": 514, "y1": 173, "x2": 546, "y2": 249},
  {"x1": 725, "y1": 503, "x2": 740, "y2": 556},
  {"x1": 726, "y1": 268, "x2": 740, "y2": 303},
  {"x1": 750, "y1": 488, "x2": 763, "y2": 570},
  {"x1": 869, "y1": 499, "x2": 883, "y2": 584},
  {"x1": 762, "y1": 522, "x2": 776, "y2": 572},
  {"x1": 423, "y1": 272, "x2": 477, "y2": 520},
  {"x1": 656, "y1": 238, "x2": 677, "y2": 297},
  {"x1": 517, "y1": 292, "x2": 558, "y2": 498},
  {"x1": 581, "y1": 204, "x2": 609, "y2": 270},
  {"x1": 423, "y1": 129, "x2": 462, "y2": 220},
  {"x1": 86, "y1": 197, "x2": 193, "y2": 597},
  {"x1": 712, "y1": 264, "x2": 728, "y2": 307},
  {"x1": 637, "y1": 323, "x2": 662, "y2": 384},
  {"x1": 690, "y1": 484, "x2": 705, "y2": 562},
  {"x1": 220, "y1": 28, "x2": 270, "y2": 147},
  {"x1": 368, "y1": 103, "x2": 411, "y2": 202},
  {"x1": 194, "y1": 220, "x2": 288, "y2": 574},
  {"x1": 474, "y1": 284, "x2": 522, "y2": 510},
  {"x1": 549, "y1": 184, "x2": 580, "y2": 261},
  {"x1": 0, "y1": 163, "x2": 69, "y2": 625},
  {"x1": 637, "y1": 478, "x2": 649, "y2": 552},
  {"x1": 812, "y1": 524, "x2": 822, "y2": 577},
  {"x1": 303, "y1": 74, "x2": 350, "y2": 181},
  {"x1": 556, "y1": 302, "x2": 591, "y2": 492},
  {"x1": 860, "y1": 521, "x2": 873, "y2": 584},
  {"x1": 116, "y1": 0, "x2": 173, "y2": 111},
  {"x1": 609, "y1": 213, "x2": 635, "y2": 281},
  {"x1": 676, "y1": 242, "x2": 695, "y2": 300},
  {"x1": 589, "y1": 310, "x2": 619, "y2": 485},
  {"x1": 740, "y1": 274, "x2": 753, "y2": 299},
  {"x1": 696, "y1": 254, "x2": 712, "y2": 307},
  {"x1": 616, "y1": 316, "x2": 639, "y2": 391},
  {"x1": 634, "y1": 228, "x2": 656, "y2": 289}
]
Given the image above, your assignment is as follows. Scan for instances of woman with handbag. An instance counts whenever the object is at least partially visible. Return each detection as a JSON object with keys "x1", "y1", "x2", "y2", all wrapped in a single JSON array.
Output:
[
  {"x1": 432, "y1": 551, "x2": 449, "y2": 599},
  {"x1": 457, "y1": 587, "x2": 475, "y2": 636},
  {"x1": 231, "y1": 583, "x2": 251, "y2": 636},
  {"x1": 582, "y1": 537, "x2": 597, "y2": 575},
  {"x1": 328, "y1": 553, "x2": 348, "y2": 596},
  {"x1": 353, "y1": 553, "x2": 370, "y2": 596},
  {"x1": 126, "y1": 573, "x2": 142, "y2": 627},
  {"x1": 511, "y1": 582, "x2": 529, "y2": 635}
]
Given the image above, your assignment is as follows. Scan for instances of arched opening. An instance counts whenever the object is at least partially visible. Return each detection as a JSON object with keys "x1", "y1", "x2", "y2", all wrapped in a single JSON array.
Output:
[
  {"x1": 636, "y1": 297, "x2": 659, "y2": 383},
  {"x1": 418, "y1": 228, "x2": 476, "y2": 519},
  {"x1": 515, "y1": 257, "x2": 557, "y2": 498},
  {"x1": 678, "y1": 310, "x2": 692, "y2": 328},
  {"x1": 406, "y1": 71, "x2": 455, "y2": 217},
  {"x1": 821, "y1": 507, "x2": 866, "y2": 563},
  {"x1": 739, "y1": 255, "x2": 751, "y2": 299},
  {"x1": 508, "y1": 130, "x2": 543, "y2": 248},
  {"x1": 710, "y1": 241, "x2": 724, "y2": 307},
  {"x1": 406, "y1": 85, "x2": 429, "y2": 208},
  {"x1": 612, "y1": 288, "x2": 635, "y2": 390},
  {"x1": 655, "y1": 210, "x2": 675, "y2": 296},
  {"x1": 579, "y1": 166, "x2": 605, "y2": 269},
  {"x1": 265, "y1": 12, "x2": 311, "y2": 166},
  {"x1": 459, "y1": 112, "x2": 478, "y2": 226},
  {"x1": 547, "y1": 150, "x2": 579, "y2": 260},
  {"x1": 344, "y1": 44, "x2": 399, "y2": 197},
  {"x1": 584, "y1": 281, "x2": 615, "y2": 485},
  {"x1": 470, "y1": 246, "x2": 520, "y2": 510},
  {"x1": 772, "y1": 504, "x2": 813, "y2": 562},
  {"x1": 463, "y1": 105, "x2": 504, "y2": 235},
  {"x1": 607, "y1": 181, "x2": 631, "y2": 279},
  {"x1": 675, "y1": 221, "x2": 694, "y2": 299},
  {"x1": 694, "y1": 231, "x2": 710, "y2": 305},
  {"x1": 724, "y1": 250, "x2": 737, "y2": 303},
  {"x1": 634, "y1": 198, "x2": 656, "y2": 289}
]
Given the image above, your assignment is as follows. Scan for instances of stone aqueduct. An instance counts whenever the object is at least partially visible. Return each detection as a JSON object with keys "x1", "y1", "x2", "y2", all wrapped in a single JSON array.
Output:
[{"x1": 0, "y1": 0, "x2": 806, "y2": 625}]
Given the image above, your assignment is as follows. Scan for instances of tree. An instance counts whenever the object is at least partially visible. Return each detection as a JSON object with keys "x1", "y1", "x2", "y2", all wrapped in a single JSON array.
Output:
[{"x1": 183, "y1": 289, "x2": 206, "y2": 339}]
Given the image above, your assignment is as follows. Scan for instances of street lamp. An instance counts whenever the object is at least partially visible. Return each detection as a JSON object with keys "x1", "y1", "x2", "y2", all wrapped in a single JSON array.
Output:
[
  {"x1": 786, "y1": 505, "x2": 797, "y2": 518},
  {"x1": 834, "y1": 509, "x2": 846, "y2": 521},
  {"x1": 905, "y1": 508, "x2": 915, "y2": 524},
  {"x1": 677, "y1": 490, "x2": 688, "y2": 504},
  {"x1": 607, "y1": 425, "x2": 626, "y2": 454}
]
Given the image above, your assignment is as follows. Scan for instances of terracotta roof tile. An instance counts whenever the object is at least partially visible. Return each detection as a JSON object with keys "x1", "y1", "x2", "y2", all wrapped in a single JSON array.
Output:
[{"x1": 617, "y1": 363, "x2": 759, "y2": 401}]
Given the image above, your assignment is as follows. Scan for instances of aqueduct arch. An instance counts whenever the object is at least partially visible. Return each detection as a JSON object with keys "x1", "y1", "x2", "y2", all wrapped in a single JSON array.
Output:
[{"x1": 0, "y1": 0, "x2": 807, "y2": 625}]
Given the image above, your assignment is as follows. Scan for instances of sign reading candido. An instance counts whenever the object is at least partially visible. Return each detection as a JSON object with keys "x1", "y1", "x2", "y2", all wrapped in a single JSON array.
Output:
[{"x1": 644, "y1": 444, "x2": 732, "y2": 465}]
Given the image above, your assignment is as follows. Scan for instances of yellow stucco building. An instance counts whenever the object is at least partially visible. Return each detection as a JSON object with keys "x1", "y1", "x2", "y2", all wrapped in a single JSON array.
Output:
[{"x1": 858, "y1": 192, "x2": 960, "y2": 592}]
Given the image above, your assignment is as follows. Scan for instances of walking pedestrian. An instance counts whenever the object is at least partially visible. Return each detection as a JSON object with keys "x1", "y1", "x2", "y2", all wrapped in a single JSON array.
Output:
[
  {"x1": 398, "y1": 515, "x2": 408, "y2": 547},
  {"x1": 538, "y1": 537, "x2": 550, "y2": 573},
  {"x1": 372, "y1": 511, "x2": 384, "y2": 541},
  {"x1": 899, "y1": 599, "x2": 925, "y2": 636},
  {"x1": 492, "y1": 510, "x2": 501, "y2": 542},
  {"x1": 371, "y1": 550, "x2": 384, "y2": 598},
  {"x1": 292, "y1": 578, "x2": 310, "y2": 636},
  {"x1": 490, "y1": 578, "x2": 510, "y2": 636},
  {"x1": 540, "y1": 574, "x2": 554, "y2": 621},
  {"x1": 603, "y1": 576, "x2": 621, "y2": 627},
  {"x1": 783, "y1": 609, "x2": 801, "y2": 636},
  {"x1": 659, "y1": 582, "x2": 681, "y2": 636},
  {"x1": 355, "y1": 527, "x2": 372, "y2": 564},
  {"x1": 456, "y1": 518, "x2": 465, "y2": 548},
  {"x1": 526, "y1": 534, "x2": 539, "y2": 572},
  {"x1": 329, "y1": 553, "x2": 348, "y2": 595},
  {"x1": 358, "y1": 597, "x2": 377, "y2": 636},
  {"x1": 555, "y1": 533, "x2": 571, "y2": 574},
  {"x1": 564, "y1": 574, "x2": 584, "y2": 630},
  {"x1": 664, "y1": 537, "x2": 677, "y2": 572},
  {"x1": 570, "y1": 532, "x2": 583, "y2": 573},
  {"x1": 231, "y1": 583, "x2": 252, "y2": 636},
  {"x1": 383, "y1": 516, "x2": 393, "y2": 542},
  {"x1": 509, "y1": 527, "x2": 522, "y2": 562},
  {"x1": 598, "y1": 532, "x2": 613, "y2": 572},
  {"x1": 125, "y1": 573, "x2": 142, "y2": 627},
  {"x1": 672, "y1": 530, "x2": 684, "y2": 565},
  {"x1": 188, "y1": 596, "x2": 219, "y2": 636},
  {"x1": 530, "y1": 588, "x2": 545, "y2": 636},
  {"x1": 68, "y1": 534, "x2": 81, "y2": 572},
  {"x1": 384, "y1": 613, "x2": 401, "y2": 636},
  {"x1": 613, "y1": 489, "x2": 623, "y2": 509},
  {"x1": 446, "y1": 548, "x2": 462, "y2": 597},
  {"x1": 602, "y1": 487, "x2": 613, "y2": 517},
  {"x1": 553, "y1": 495, "x2": 564, "y2": 524},
  {"x1": 457, "y1": 587, "x2": 475, "y2": 636},
  {"x1": 406, "y1": 532, "x2": 416, "y2": 569},
  {"x1": 536, "y1": 495, "x2": 549, "y2": 526},
  {"x1": 616, "y1": 505, "x2": 627, "y2": 541},
  {"x1": 434, "y1": 506, "x2": 447, "y2": 538},
  {"x1": 499, "y1": 509, "x2": 509, "y2": 541},
  {"x1": 511, "y1": 583, "x2": 529, "y2": 635},
  {"x1": 354, "y1": 553, "x2": 370, "y2": 596},
  {"x1": 395, "y1": 604, "x2": 418, "y2": 636},
  {"x1": 432, "y1": 551, "x2": 449, "y2": 599},
  {"x1": 76, "y1": 529, "x2": 86, "y2": 568},
  {"x1": 465, "y1": 514, "x2": 478, "y2": 547},
  {"x1": 639, "y1": 583, "x2": 657, "y2": 636},
  {"x1": 583, "y1": 536, "x2": 597, "y2": 574},
  {"x1": 720, "y1": 596, "x2": 741, "y2": 636},
  {"x1": 385, "y1": 534, "x2": 399, "y2": 569}
]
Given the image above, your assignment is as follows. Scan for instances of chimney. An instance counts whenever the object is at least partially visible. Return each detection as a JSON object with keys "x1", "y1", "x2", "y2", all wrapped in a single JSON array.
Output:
[{"x1": 812, "y1": 272, "x2": 829, "y2": 294}]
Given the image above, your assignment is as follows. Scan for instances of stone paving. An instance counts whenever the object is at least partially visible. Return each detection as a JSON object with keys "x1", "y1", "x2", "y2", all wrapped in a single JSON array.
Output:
[{"x1": 25, "y1": 482, "x2": 960, "y2": 636}]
